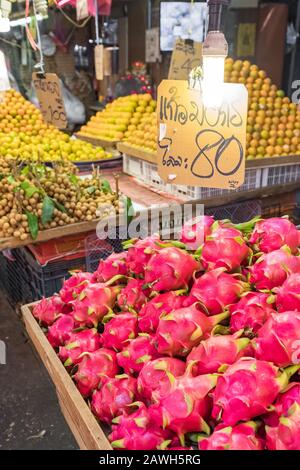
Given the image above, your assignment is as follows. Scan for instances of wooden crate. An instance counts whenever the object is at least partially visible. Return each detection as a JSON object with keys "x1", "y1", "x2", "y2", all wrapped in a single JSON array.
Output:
[
  {"x1": 21, "y1": 302, "x2": 112, "y2": 450},
  {"x1": 75, "y1": 133, "x2": 120, "y2": 149}
]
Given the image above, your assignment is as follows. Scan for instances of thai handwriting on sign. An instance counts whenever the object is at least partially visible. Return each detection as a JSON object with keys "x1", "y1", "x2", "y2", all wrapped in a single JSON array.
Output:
[
  {"x1": 32, "y1": 73, "x2": 67, "y2": 129},
  {"x1": 168, "y1": 39, "x2": 202, "y2": 80}
]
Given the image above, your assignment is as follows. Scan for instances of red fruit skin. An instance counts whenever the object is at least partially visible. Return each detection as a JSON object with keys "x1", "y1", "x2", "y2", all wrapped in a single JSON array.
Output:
[
  {"x1": 249, "y1": 217, "x2": 299, "y2": 254},
  {"x1": 253, "y1": 311, "x2": 300, "y2": 367},
  {"x1": 91, "y1": 376, "x2": 137, "y2": 424},
  {"x1": 32, "y1": 296, "x2": 64, "y2": 326},
  {"x1": 266, "y1": 403, "x2": 300, "y2": 450},
  {"x1": 199, "y1": 422, "x2": 264, "y2": 450},
  {"x1": 137, "y1": 357, "x2": 186, "y2": 403},
  {"x1": 117, "y1": 279, "x2": 149, "y2": 312},
  {"x1": 127, "y1": 235, "x2": 161, "y2": 275},
  {"x1": 264, "y1": 383, "x2": 300, "y2": 427},
  {"x1": 212, "y1": 358, "x2": 283, "y2": 426},
  {"x1": 190, "y1": 268, "x2": 247, "y2": 316},
  {"x1": 138, "y1": 292, "x2": 187, "y2": 333},
  {"x1": 179, "y1": 215, "x2": 214, "y2": 250},
  {"x1": 187, "y1": 334, "x2": 251, "y2": 375},
  {"x1": 144, "y1": 247, "x2": 200, "y2": 291},
  {"x1": 58, "y1": 328, "x2": 102, "y2": 366},
  {"x1": 74, "y1": 348, "x2": 119, "y2": 397},
  {"x1": 117, "y1": 335, "x2": 160, "y2": 375},
  {"x1": 276, "y1": 273, "x2": 300, "y2": 312},
  {"x1": 109, "y1": 403, "x2": 173, "y2": 450},
  {"x1": 201, "y1": 226, "x2": 250, "y2": 272},
  {"x1": 46, "y1": 314, "x2": 75, "y2": 348},
  {"x1": 249, "y1": 248, "x2": 300, "y2": 290},
  {"x1": 102, "y1": 312, "x2": 138, "y2": 351},
  {"x1": 95, "y1": 252, "x2": 128, "y2": 282},
  {"x1": 59, "y1": 272, "x2": 93, "y2": 303},
  {"x1": 229, "y1": 292, "x2": 276, "y2": 335},
  {"x1": 155, "y1": 304, "x2": 229, "y2": 357}
]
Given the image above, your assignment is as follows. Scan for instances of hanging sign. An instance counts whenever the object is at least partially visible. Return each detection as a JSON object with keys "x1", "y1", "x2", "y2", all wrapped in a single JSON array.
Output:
[
  {"x1": 145, "y1": 28, "x2": 160, "y2": 63},
  {"x1": 32, "y1": 73, "x2": 67, "y2": 129},
  {"x1": 0, "y1": 51, "x2": 10, "y2": 92},
  {"x1": 94, "y1": 44, "x2": 104, "y2": 80},
  {"x1": 157, "y1": 80, "x2": 248, "y2": 189},
  {"x1": 168, "y1": 39, "x2": 202, "y2": 80}
]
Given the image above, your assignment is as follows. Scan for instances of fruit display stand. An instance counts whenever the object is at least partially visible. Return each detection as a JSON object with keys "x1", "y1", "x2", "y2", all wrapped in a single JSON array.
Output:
[{"x1": 74, "y1": 133, "x2": 120, "y2": 150}]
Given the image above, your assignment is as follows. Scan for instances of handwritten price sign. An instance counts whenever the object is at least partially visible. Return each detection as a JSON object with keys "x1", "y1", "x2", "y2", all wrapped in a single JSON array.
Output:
[
  {"x1": 168, "y1": 39, "x2": 202, "y2": 81},
  {"x1": 157, "y1": 80, "x2": 248, "y2": 189},
  {"x1": 32, "y1": 73, "x2": 67, "y2": 129}
]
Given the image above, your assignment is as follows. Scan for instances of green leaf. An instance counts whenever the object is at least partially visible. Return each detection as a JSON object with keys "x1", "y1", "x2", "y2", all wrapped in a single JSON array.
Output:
[
  {"x1": 124, "y1": 196, "x2": 134, "y2": 223},
  {"x1": 20, "y1": 181, "x2": 39, "y2": 198},
  {"x1": 41, "y1": 196, "x2": 55, "y2": 225},
  {"x1": 21, "y1": 166, "x2": 30, "y2": 176},
  {"x1": 69, "y1": 174, "x2": 79, "y2": 185},
  {"x1": 101, "y1": 179, "x2": 112, "y2": 193},
  {"x1": 52, "y1": 199, "x2": 66, "y2": 213},
  {"x1": 86, "y1": 185, "x2": 96, "y2": 194},
  {"x1": 7, "y1": 175, "x2": 15, "y2": 184},
  {"x1": 26, "y1": 211, "x2": 39, "y2": 240}
]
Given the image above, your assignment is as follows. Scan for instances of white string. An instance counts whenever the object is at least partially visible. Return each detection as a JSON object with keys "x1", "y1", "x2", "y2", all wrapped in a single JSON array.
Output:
[{"x1": 32, "y1": 0, "x2": 45, "y2": 74}]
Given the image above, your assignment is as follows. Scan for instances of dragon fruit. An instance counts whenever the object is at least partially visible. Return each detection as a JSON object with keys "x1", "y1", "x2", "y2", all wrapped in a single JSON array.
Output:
[
  {"x1": 156, "y1": 304, "x2": 229, "y2": 357},
  {"x1": 32, "y1": 295, "x2": 64, "y2": 326},
  {"x1": 199, "y1": 421, "x2": 264, "y2": 450},
  {"x1": 253, "y1": 311, "x2": 300, "y2": 367},
  {"x1": 109, "y1": 403, "x2": 173, "y2": 450},
  {"x1": 179, "y1": 215, "x2": 214, "y2": 250},
  {"x1": 71, "y1": 282, "x2": 119, "y2": 327},
  {"x1": 102, "y1": 312, "x2": 138, "y2": 351},
  {"x1": 276, "y1": 273, "x2": 300, "y2": 312},
  {"x1": 264, "y1": 383, "x2": 300, "y2": 427},
  {"x1": 117, "y1": 334, "x2": 160, "y2": 375},
  {"x1": 249, "y1": 217, "x2": 299, "y2": 254},
  {"x1": 187, "y1": 333, "x2": 251, "y2": 375},
  {"x1": 91, "y1": 375, "x2": 137, "y2": 424},
  {"x1": 95, "y1": 252, "x2": 128, "y2": 282},
  {"x1": 74, "y1": 348, "x2": 119, "y2": 397},
  {"x1": 212, "y1": 358, "x2": 299, "y2": 426},
  {"x1": 46, "y1": 314, "x2": 75, "y2": 348},
  {"x1": 149, "y1": 370, "x2": 217, "y2": 445},
  {"x1": 201, "y1": 225, "x2": 250, "y2": 272},
  {"x1": 138, "y1": 292, "x2": 187, "y2": 333},
  {"x1": 190, "y1": 268, "x2": 247, "y2": 316},
  {"x1": 58, "y1": 328, "x2": 102, "y2": 367},
  {"x1": 229, "y1": 292, "x2": 276, "y2": 335},
  {"x1": 144, "y1": 247, "x2": 200, "y2": 291},
  {"x1": 137, "y1": 357, "x2": 186, "y2": 403},
  {"x1": 266, "y1": 403, "x2": 300, "y2": 450},
  {"x1": 117, "y1": 279, "x2": 149, "y2": 312},
  {"x1": 125, "y1": 235, "x2": 161, "y2": 275},
  {"x1": 249, "y1": 247, "x2": 300, "y2": 291},
  {"x1": 59, "y1": 272, "x2": 93, "y2": 303}
]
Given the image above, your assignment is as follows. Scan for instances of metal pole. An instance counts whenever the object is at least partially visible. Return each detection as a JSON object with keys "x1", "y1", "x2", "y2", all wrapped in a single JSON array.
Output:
[
  {"x1": 32, "y1": 0, "x2": 45, "y2": 74},
  {"x1": 288, "y1": 1, "x2": 300, "y2": 97},
  {"x1": 147, "y1": 0, "x2": 152, "y2": 30},
  {"x1": 94, "y1": 0, "x2": 100, "y2": 45}
]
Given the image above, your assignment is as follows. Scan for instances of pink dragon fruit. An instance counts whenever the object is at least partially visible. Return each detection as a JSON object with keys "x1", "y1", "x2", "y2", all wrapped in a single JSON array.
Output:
[
  {"x1": 201, "y1": 225, "x2": 250, "y2": 272},
  {"x1": 212, "y1": 358, "x2": 298, "y2": 426},
  {"x1": 253, "y1": 311, "x2": 300, "y2": 367},
  {"x1": 190, "y1": 268, "x2": 247, "y2": 316},
  {"x1": 156, "y1": 304, "x2": 229, "y2": 357},
  {"x1": 74, "y1": 348, "x2": 119, "y2": 397},
  {"x1": 46, "y1": 314, "x2": 75, "y2": 348},
  {"x1": 199, "y1": 421, "x2": 264, "y2": 450},
  {"x1": 109, "y1": 402, "x2": 173, "y2": 450},
  {"x1": 149, "y1": 370, "x2": 217, "y2": 445},
  {"x1": 249, "y1": 247, "x2": 300, "y2": 290},
  {"x1": 144, "y1": 247, "x2": 200, "y2": 291},
  {"x1": 95, "y1": 252, "x2": 128, "y2": 282},
  {"x1": 229, "y1": 291, "x2": 276, "y2": 335},
  {"x1": 179, "y1": 215, "x2": 214, "y2": 250},
  {"x1": 117, "y1": 334, "x2": 160, "y2": 375},
  {"x1": 187, "y1": 333, "x2": 251, "y2": 375},
  {"x1": 58, "y1": 328, "x2": 102, "y2": 367},
  {"x1": 249, "y1": 217, "x2": 299, "y2": 254},
  {"x1": 167, "y1": 447, "x2": 194, "y2": 450},
  {"x1": 102, "y1": 312, "x2": 138, "y2": 351},
  {"x1": 125, "y1": 234, "x2": 161, "y2": 275},
  {"x1": 32, "y1": 295, "x2": 64, "y2": 326},
  {"x1": 117, "y1": 278, "x2": 149, "y2": 311},
  {"x1": 71, "y1": 282, "x2": 119, "y2": 327},
  {"x1": 275, "y1": 273, "x2": 300, "y2": 312},
  {"x1": 264, "y1": 383, "x2": 300, "y2": 427},
  {"x1": 91, "y1": 375, "x2": 137, "y2": 424},
  {"x1": 266, "y1": 403, "x2": 300, "y2": 450},
  {"x1": 137, "y1": 357, "x2": 186, "y2": 403},
  {"x1": 59, "y1": 272, "x2": 93, "y2": 303},
  {"x1": 138, "y1": 292, "x2": 187, "y2": 333}
]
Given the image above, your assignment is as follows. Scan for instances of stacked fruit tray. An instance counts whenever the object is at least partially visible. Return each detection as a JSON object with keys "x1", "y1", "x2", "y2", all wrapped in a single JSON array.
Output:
[{"x1": 28, "y1": 216, "x2": 300, "y2": 450}]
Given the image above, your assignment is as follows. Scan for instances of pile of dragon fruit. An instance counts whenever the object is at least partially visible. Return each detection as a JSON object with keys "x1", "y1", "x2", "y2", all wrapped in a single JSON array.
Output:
[{"x1": 32, "y1": 216, "x2": 300, "y2": 450}]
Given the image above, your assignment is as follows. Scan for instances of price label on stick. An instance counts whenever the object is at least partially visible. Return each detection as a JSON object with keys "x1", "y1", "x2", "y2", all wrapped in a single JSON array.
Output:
[
  {"x1": 168, "y1": 39, "x2": 202, "y2": 80},
  {"x1": 94, "y1": 44, "x2": 104, "y2": 81},
  {"x1": 157, "y1": 80, "x2": 248, "y2": 189},
  {"x1": 32, "y1": 72, "x2": 67, "y2": 129}
]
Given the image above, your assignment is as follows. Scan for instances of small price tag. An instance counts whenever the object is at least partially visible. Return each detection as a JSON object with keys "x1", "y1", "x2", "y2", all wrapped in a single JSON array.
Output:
[
  {"x1": 145, "y1": 28, "x2": 160, "y2": 63},
  {"x1": 32, "y1": 72, "x2": 67, "y2": 129},
  {"x1": 157, "y1": 80, "x2": 248, "y2": 189},
  {"x1": 103, "y1": 48, "x2": 112, "y2": 76},
  {"x1": 94, "y1": 44, "x2": 104, "y2": 80},
  {"x1": 168, "y1": 38, "x2": 202, "y2": 81},
  {"x1": 76, "y1": 0, "x2": 89, "y2": 21}
]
